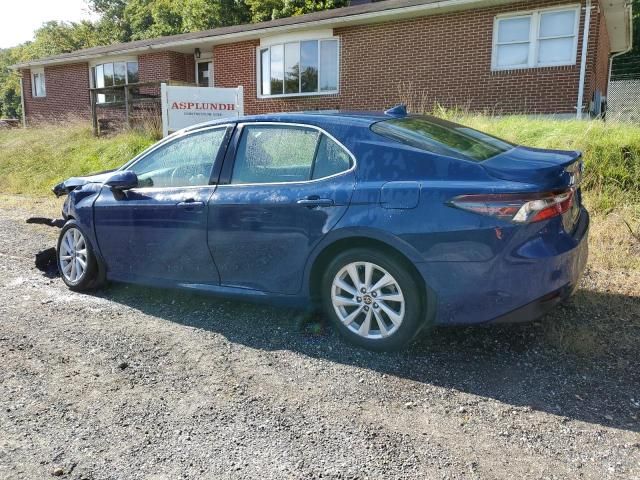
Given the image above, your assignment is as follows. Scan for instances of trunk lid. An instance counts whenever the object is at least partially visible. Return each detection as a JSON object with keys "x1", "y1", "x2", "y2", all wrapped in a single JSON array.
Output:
[{"x1": 482, "y1": 146, "x2": 582, "y2": 189}]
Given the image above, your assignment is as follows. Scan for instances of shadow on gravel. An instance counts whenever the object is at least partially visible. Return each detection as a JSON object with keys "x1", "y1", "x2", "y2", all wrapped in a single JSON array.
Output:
[{"x1": 74, "y1": 281, "x2": 640, "y2": 434}]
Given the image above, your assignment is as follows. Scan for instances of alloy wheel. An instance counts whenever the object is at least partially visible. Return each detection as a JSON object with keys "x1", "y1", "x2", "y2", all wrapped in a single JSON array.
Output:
[
  {"x1": 59, "y1": 228, "x2": 88, "y2": 283},
  {"x1": 331, "y1": 261, "x2": 405, "y2": 339}
]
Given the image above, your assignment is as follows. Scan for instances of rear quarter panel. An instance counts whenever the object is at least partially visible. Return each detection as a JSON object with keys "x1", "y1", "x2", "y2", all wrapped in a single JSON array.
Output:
[{"x1": 310, "y1": 128, "x2": 588, "y2": 325}]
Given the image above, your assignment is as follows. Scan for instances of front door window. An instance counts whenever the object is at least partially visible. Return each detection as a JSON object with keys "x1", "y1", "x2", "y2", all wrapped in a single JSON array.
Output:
[{"x1": 128, "y1": 127, "x2": 228, "y2": 188}]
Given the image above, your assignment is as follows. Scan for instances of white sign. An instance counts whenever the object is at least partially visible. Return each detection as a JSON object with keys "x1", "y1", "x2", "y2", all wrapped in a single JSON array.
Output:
[{"x1": 161, "y1": 83, "x2": 244, "y2": 137}]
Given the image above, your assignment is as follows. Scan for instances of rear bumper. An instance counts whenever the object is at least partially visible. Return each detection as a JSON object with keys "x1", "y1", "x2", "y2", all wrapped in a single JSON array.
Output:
[
  {"x1": 489, "y1": 282, "x2": 577, "y2": 324},
  {"x1": 416, "y1": 208, "x2": 589, "y2": 326}
]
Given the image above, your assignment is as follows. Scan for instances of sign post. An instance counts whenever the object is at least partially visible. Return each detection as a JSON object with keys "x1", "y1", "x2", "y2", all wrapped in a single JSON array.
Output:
[{"x1": 161, "y1": 83, "x2": 244, "y2": 137}]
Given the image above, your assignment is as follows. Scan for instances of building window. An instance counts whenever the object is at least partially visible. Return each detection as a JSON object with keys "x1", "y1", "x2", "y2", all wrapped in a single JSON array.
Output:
[
  {"x1": 31, "y1": 68, "x2": 46, "y2": 97},
  {"x1": 91, "y1": 60, "x2": 139, "y2": 104},
  {"x1": 492, "y1": 6, "x2": 579, "y2": 71},
  {"x1": 257, "y1": 38, "x2": 339, "y2": 98},
  {"x1": 196, "y1": 60, "x2": 212, "y2": 87}
]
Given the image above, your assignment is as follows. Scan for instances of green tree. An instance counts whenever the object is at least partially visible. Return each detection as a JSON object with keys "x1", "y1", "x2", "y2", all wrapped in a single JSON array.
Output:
[
  {"x1": 89, "y1": 0, "x2": 132, "y2": 42},
  {"x1": 88, "y1": 0, "x2": 347, "y2": 37},
  {"x1": 88, "y1": 0, "x2": 252, "y2": 40},
  {"x1": 244, "y1": 0, "x2": 347, "y2": 22},
  {"x1": 181, "y1": 0, "x2": 251, "y2": 32},
  {"x1": 0, "y1": 20, "x2": 103, "y2": 119},
  {"x1": 24, "y1": 21, "x2": 102, "y2": 58},
  {"x1": 122, "y1": 0, "x2": 183, "y2": 39},
  {"x1": 0, "y1": 47, "x2": 25, "y2": 118}
]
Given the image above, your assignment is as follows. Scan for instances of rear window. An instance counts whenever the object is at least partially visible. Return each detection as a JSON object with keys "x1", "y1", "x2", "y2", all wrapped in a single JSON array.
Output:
[{"x1": 371, "y1": 116, "x2": 514, "y2": 162}]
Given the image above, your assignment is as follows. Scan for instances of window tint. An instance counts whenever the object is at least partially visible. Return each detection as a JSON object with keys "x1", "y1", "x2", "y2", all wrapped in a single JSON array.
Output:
[
  {"x1": 129, "y1": 128, "x2": 228, "y2": 188},
  {"x1": 371, "y1": 116, "x2": 513, "y2": 162},
  {"x1": 230, "y1": 126, "x2": 352, "y2": 184},
  {"x1": 231, "y1": 126, "x2": 319, "y2": 184},
  {"x1": 312, "y1": 135, "x2": 352, "y2": 179}
]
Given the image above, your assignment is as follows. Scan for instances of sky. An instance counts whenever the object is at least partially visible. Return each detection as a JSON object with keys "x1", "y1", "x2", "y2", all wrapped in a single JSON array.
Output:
[{"x1": 0, "y1": 0, "x2": 98, "y2": 49}]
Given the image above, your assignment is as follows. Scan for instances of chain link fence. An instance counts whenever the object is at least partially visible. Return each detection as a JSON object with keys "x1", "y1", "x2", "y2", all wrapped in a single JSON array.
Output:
[{"x1": 607, "y1": 54, "x2": 640, "y2": 123}]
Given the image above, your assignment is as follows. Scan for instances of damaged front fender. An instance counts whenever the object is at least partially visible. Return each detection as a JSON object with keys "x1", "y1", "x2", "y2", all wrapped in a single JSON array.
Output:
[{"x1": 52, "y1": 170, "x2": 117, "y2": 197}]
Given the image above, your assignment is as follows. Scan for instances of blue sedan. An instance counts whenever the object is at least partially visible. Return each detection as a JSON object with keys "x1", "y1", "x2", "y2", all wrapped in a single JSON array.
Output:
[{"x1": 53, "y1": 107, "x2": 588, "y2": 351}]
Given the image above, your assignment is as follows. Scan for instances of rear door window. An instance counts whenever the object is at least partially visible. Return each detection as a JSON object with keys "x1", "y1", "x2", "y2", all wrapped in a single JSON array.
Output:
[
  {"x1": 371, "y1": 116, "x2": 513, "y2": 161},
  {"x1": 230, "y1": 124, "x2": 353, "y2": 184},
  {"x1": 312, "y1": 134, "x2": 353, "y2": 180}
]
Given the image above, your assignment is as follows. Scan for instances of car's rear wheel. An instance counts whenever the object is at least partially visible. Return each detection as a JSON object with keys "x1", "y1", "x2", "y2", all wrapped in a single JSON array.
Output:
[
  {"x1": 57, "y1": 221, "x2": 98, "y2": 291},
  {"x1": 322, "y1": 248, "x2": 424, "y2": 351}
]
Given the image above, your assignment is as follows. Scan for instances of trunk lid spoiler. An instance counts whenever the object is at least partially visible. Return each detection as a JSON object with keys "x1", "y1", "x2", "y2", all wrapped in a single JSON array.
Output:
[{"x1": 482, "y1": 146, "x2": 582, "y2": 189}]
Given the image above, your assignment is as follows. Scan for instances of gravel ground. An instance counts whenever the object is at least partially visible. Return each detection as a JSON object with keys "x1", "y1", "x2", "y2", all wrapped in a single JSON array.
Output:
[{"x1": 0, "y1": 204, "x2": 638, "y2": 480}]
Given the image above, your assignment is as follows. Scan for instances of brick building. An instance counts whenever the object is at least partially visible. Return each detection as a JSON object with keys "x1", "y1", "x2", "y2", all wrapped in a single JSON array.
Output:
[{"x1": 13, "y1": 0, "x2": 633, "y2": 125}]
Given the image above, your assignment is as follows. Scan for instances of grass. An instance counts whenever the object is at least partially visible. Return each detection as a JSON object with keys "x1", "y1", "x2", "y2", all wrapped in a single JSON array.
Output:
[{"x1": 0, "y1": 122, "x2": 156, "y2": 195}]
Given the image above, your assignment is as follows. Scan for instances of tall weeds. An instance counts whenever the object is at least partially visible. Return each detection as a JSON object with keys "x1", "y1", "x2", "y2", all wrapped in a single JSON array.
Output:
[{"x1": 0, "y1": 119, "x2": 155, "y2": 195}]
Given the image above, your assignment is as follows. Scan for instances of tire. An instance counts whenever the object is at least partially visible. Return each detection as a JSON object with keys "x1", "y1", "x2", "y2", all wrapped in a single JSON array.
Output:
[
  {"x1": 56, "y1": 220, "x2": 99, "y2": 291},
  {"x1": 321, "y1": 247, "x2": 425, "y2": 351}
]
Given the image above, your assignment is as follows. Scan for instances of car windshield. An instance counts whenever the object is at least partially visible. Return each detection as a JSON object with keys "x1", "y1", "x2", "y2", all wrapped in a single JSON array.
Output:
[{"x1": 371, "y1": 116, "x2": 514, "y2": 162}]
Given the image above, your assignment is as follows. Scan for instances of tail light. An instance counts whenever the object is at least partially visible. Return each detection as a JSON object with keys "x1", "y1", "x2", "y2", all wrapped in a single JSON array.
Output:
[{"x1": 449, "y1": 189, "x2": 575, "y2": 224}]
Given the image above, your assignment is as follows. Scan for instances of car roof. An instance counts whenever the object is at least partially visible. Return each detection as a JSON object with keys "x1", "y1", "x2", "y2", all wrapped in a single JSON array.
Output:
[{"x1": 183, "y1": 110, "x2": 395, "y2": 132}]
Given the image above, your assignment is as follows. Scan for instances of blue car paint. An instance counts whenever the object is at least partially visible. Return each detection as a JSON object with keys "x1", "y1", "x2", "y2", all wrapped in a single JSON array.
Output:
[
  {"x1": 59, "y1": 111, "x2": 589, "y2": 325},
  {"x1": 93, "y1": 186, "x2": 220, "y2": 284},
  {"x1": 482, "y1": 146, "x2": 580, "y2": 186},
  {"x1": 207, "y1": 172, "x2": 355, "y2": 294}
]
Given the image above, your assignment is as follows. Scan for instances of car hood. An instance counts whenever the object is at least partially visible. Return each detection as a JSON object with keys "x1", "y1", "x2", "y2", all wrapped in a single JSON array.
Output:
[{"x1": 52, "y1": 170, "x2": 116, "y2": 197}]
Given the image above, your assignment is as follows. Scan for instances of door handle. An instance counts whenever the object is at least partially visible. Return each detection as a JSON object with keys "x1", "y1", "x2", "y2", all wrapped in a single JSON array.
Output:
[
  {"x1": 296, "y1": 197, "x2": 334, "y2": 208},
  {"x1": 177, "y1": 200, "x2": 205, "y2": 211}
]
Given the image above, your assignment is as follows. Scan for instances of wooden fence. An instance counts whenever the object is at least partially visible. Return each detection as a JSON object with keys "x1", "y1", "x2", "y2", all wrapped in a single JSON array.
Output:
[{"x1": 89, "y1": 80, "x2": 195, "y2": 136}]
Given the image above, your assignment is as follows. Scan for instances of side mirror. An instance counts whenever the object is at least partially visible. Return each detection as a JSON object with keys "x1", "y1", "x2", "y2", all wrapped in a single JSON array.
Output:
[{"x1": 104, "y1": 170, "x2": 138, "y2": 190}]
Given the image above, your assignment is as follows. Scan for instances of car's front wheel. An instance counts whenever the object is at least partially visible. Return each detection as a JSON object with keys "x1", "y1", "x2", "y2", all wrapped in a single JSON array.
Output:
[
  {"x1": 57, "y1": 221, "x2": 98, "y2": 291},
  {"x1": 322, "y1": 248, "x2": 425, "y2": 351}
]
